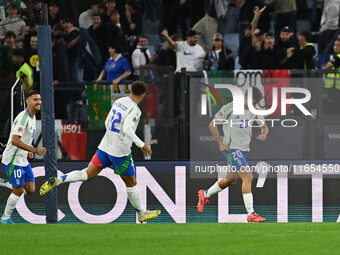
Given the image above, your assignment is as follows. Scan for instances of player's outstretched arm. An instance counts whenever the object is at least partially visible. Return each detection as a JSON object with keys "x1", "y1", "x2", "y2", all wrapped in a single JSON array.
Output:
[{"x1": 209, "y1": 119, "x2": 229, "y2": 152}]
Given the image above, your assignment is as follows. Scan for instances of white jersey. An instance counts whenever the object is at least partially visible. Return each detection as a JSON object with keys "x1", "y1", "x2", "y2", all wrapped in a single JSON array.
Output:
[
  {"x1": 2, "y1": 109, "x2": 36, "y2": 166},
  {"x1": 175, "y1": 41, "x2": 206, "y2": 73},
  {"x1": 98, "y1": 96, "x2": 145, "y2": 157},
  {"x1": 215, "y1": 103, "x2": 265, "y2": 152}
]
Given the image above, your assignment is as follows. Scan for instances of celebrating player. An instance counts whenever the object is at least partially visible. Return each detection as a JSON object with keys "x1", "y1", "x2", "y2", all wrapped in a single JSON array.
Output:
[
  {"x1": 197, "y1": 86, "x2": 269, "y2": 222},
  {"x1": 0, "y1": 90, "x2": 46, "y2": 224},
  {"x1": 39, "y1": 81, "x2": 161, "y2": 223}
]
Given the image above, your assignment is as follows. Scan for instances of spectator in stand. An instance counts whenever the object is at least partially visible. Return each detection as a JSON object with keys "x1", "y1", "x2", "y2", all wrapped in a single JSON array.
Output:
[
  {"x1": 324, "y1": 38, "x2": 340, "y2": 70},
  {"x1": 96, "y1": 43, "x2": 132, "y2": 85},
  {"x1": 52, "y1": 24, "x2": 70, "y2": 85},
  {"x1": 323, "y1": 38, "x2": 340, "y2": 112},
  {"x1": 192, "y1": 0, "x2": 229, "y2": 51},
  {"x1": 78, "y1": 0, "x2": 100, "y2": 29},
  {"x1": 11, "y1": 48, "x2": 33, "y2": 95},
  {"x1": 25, "y1": 34, "x2": 39, "y2": 90},
  {"x1": 237, "y1": 0, "x2": 270, "y2": 43},
  {"x1": 0, "y1": 31, "x2": 18, "y2": 78},
  {"x1": 296, "y1": 31, "x2": 316, "y2": 69},
  {"x1": 270, "y1": 0, "x2": 297, "y2": 39},
  {"x1": 131, "y1": 34, "x2": 151, "y2": 77},
  {"x1": 275, "y1": 26, "x2": 297, "y2": 63},
  {"x1": 105, "y1": 9, "x2": 128, "y2": 56},
  {"x1": 318, "y1": 0, "x2": 340, "y2": 56},
  {"x1": 324, "y1": 38, "x2": 340, "y2": 86},
  {"x1": 26, "y1": 0, "x2": 42, "y2": 36},
  {"x1": 161, "y1": 29, "x2": 205, "y2": 115},
  {"x1": 88, "y1": 13, "x2": 107, "y2": 67},
  {"x1": 97, "y1": 2, "x2": 106, "y2": 18},
  {"x1": 49, "y1": 0, "x2": 78, "y2": 22},
  {"x1": 154, "y1": 33, "x2": 182, "y2": 68},
  {"x1": 241, "y1": 5, "x2": 276, "y2": 69},
  {"x1": 282, "y1": 31, "x2": 316, "y2": 69},
  {"x1": 256, "y1": 32, "x2": 280, "y2": 69},
  {"x1": 0, "y1": 4, "x2": 26, "y2": 48},
  {"x1": 125, "y1": 0, "x2": 143, "y2": 36},
  {"x1": 51, "y1": 24, "x2": 73, "y2": 120},
  {"x1": 101, "y1": 0, "x2": 118, "y2": 24},
  {"x1": 204, "y1": 33, "x2": 234, "y2": 71},
  {"x1": 62, "y1": 18, "x2": 83, "y2": 82},
  {"x1": 161, "y1": 29, "x2": 205, "y2": 73},
  {"x1": 48, "y1": 1, "x2": 61, "y2": 28}
]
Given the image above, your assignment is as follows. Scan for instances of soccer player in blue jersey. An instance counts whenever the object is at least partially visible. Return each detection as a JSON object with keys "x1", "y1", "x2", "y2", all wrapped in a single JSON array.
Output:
[
  {"x1": 40, "y1": 81, "x2": 160, "y2": 223},
  {"x1": 198, "y1": 86, "x2": 268, "y2": 222}
]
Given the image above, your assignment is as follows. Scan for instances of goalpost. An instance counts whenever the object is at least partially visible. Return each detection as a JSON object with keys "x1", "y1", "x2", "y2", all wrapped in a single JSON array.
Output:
[{"x1": 37, "y1": 4, "x2": 58, "y2": 223}]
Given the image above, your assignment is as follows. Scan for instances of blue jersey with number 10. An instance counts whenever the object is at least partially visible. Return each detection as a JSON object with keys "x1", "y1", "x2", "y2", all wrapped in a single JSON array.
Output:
[{"x1": 98, "y1": 96, "x2": 145, "y2": 157}]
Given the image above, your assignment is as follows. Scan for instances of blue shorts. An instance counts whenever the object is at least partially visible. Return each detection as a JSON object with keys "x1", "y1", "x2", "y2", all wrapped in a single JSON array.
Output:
[
  {"x1": 5, "y1": 163, "x2": 35, "y2": 188},
  {"x1": 223, "y1": 149, "x2": 248, "y2": 170},
  {"x1": 91, "y1": 149, "x2": 135, "y2": 176}
]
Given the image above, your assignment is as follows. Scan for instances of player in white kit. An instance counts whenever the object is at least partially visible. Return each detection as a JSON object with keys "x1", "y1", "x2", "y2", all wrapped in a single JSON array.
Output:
[
  {"x1": 39, "y1": 81, "x2": 160, "y2": 223},
  {"x1": 197, "y1": 87, "x2": 269, "y2": 222},
  {"x1": 0, "y1": 90, "x2": 46, "y2": 224}
]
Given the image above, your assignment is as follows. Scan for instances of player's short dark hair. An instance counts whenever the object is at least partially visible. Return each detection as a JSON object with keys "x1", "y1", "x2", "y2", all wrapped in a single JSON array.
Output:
[
  {"x1": 246, "y1": 86, "x2": 263, "y2": 104},
  {"x1": 131, "y1": 81, "x2": 147, "y2": 96},
  {"x1": 26, "y1": 90, "x2": 40, "y2": 99},
  {"x1": 186, "y1": 30, "x2": 199, "y2": 38},
  {"x1": 5, "y1": 31, "x2": 16, "y2": 39},
  {"x1": 12, "y1": 48, "x2": 25, "y2": 57}
]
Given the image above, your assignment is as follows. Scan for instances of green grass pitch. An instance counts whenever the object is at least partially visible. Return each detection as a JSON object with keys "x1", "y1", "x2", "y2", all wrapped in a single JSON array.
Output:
[{"x1": 1, "y1": 223, "x2": 339, "y2": 254}]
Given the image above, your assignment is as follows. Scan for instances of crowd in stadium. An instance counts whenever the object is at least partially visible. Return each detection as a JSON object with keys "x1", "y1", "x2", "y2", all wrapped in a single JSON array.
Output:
[{"x1": 0, "y1": 0, "x2": 339, "y2": 91}]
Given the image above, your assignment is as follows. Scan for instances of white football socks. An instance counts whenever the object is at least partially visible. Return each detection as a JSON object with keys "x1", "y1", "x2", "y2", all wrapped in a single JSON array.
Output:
[
  {"x1": 57, "y1": 170, "x2": 88, "y2": 186},
  {"x1": 126, "y1": 185, "x2": 145, "y2": 216},
  {"x1": 204, "y1": 181, "x2": 222, "y2": 198},
  {"x1": 243, "y1": 193, "x2": 254, "y2": 215},
  {"x1": 2, "y1": 193, "x2": 20, "y2": 220}
]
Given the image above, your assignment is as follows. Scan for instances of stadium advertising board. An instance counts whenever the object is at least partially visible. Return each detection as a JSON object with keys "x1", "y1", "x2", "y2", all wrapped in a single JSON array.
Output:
[{"x1": 1, "y1": 161, "x2": 340, "y2": 223}]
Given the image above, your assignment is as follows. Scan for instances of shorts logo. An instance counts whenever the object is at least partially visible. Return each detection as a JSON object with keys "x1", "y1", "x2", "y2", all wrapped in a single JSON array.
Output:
[
  {"x1": 18, "y1": 127, "x2": 23, "y2": 133},
  {"x1": 16, "y1": 179, "x2": 20, "y2": 185},
  {"x1": 133, "y1": 117, "x2": 137, "y2": 122}
]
